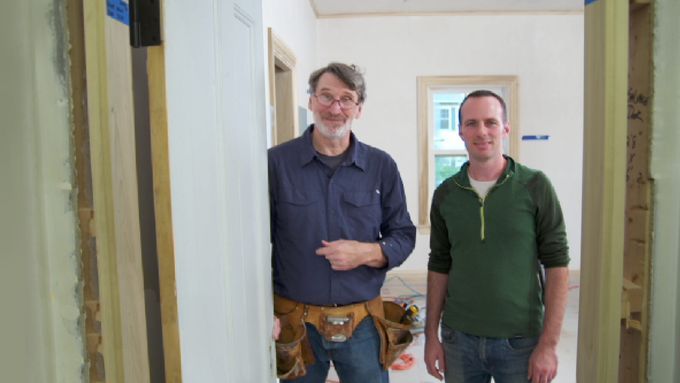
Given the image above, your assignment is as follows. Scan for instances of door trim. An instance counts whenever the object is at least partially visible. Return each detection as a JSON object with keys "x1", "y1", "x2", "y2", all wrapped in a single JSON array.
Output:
[{"x1": 578, "y1": 1, "x2": 628, "y2": 381}]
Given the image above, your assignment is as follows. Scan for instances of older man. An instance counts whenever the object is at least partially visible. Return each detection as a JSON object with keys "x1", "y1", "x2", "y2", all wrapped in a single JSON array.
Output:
[{"x1": 269, "y1": 63, "x2": 416, "y2": 383}]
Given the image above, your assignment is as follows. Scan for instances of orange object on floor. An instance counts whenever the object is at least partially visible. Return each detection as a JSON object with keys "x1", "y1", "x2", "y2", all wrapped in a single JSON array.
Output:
[{"x1": 390, "y1": 353, "x2": 416, "y2": 371}]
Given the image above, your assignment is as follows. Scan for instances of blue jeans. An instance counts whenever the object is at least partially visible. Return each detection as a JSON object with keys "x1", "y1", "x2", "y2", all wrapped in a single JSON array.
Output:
[
  {"x1": 441, "y1": 325, "x2": 537, "y2": 383},
  {"x1": 282, "y1": 317, "x2": 388, "y2": 383}
]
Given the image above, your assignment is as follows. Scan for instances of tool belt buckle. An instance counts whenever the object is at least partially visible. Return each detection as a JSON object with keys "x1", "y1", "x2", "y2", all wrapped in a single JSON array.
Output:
[{"x1": 322, "y1": 314, "x2": 353, "y2": 343}]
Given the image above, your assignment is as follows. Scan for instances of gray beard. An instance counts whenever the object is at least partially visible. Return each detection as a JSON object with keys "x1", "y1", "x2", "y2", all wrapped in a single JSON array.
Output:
[{"x1": 315, "y1": 120, "x2": 352, "y2": 140}]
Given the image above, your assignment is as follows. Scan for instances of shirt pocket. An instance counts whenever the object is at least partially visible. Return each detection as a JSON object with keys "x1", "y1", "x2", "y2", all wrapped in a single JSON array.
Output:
[
  {"x1": 277, "y1": 189, "x2": 319, "y2": 229},
  {"x1": 342, "y1": 191, "x2": 382, "y2": 238}
]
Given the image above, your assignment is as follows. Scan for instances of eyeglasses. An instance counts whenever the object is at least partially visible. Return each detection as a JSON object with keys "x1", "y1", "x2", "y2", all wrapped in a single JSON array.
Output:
[{"x1": 313, "y1": 93, "x2": 360, "y2": 109}]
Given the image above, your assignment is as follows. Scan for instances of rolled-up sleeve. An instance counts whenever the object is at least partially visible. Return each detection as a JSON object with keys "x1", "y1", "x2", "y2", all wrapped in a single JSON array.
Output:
[{"x1": 379, "y1": 158, "x2": 416, "y2": 269}]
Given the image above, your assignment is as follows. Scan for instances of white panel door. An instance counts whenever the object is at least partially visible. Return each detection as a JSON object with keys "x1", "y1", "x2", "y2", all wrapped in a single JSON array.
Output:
[{"x1": 163, "y1": 0, "x2": 273, "y2": 381}]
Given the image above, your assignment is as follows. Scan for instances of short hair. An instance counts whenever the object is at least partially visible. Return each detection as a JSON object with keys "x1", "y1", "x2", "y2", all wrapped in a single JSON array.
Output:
[
  {"x1": 458, "y1": 90, "x2": 508, "y2": 125},
  {"x1": 308, "y1": 63, "x2": 367, "y2": 103}
]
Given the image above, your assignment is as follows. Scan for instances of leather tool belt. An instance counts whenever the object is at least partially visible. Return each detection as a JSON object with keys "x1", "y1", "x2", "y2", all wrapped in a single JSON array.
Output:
[{"x1": 274, "y1": 294, "x2": 413, "y2": 379}]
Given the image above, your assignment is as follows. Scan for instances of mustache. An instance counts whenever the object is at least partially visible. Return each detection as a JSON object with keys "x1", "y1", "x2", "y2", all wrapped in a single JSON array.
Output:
[{"x1": 322, "y1": 116, "x2": 346, "y2": 121}]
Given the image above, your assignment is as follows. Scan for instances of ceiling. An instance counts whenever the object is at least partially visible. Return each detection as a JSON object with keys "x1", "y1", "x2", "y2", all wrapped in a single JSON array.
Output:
[{"x1": 310, "y1": 0, "x2": 584, "y2": 17}]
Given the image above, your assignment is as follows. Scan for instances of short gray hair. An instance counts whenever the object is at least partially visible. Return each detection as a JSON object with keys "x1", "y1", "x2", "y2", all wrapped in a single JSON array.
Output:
[{"x1": 308, "y1": 62, "x2": 366, "y2": 103}]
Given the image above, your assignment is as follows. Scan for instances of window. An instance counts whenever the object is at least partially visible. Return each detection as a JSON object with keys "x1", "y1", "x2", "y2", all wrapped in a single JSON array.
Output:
[{"x1": 417, "y1": 76, "x2": 519, "y2": 231}]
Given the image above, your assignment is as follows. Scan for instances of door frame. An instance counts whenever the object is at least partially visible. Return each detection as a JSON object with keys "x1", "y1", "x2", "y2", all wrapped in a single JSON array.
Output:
[{"x1": 577, "y1": 1, "x2": 628, "y2": 381}]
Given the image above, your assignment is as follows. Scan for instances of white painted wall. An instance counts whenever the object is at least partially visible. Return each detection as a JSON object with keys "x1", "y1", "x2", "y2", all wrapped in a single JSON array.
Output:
[
  {"x1": 649, "y1": 0, "x2": 680, "y2": 380},
  {"x1": 261, "y1": 0, "x2": 317, "y2": 137},
  {"x1": 317, "y1": 14, "x2": 584, "y2": 270},
  {"x1": 0, "y1": 0, "x2": 84, "y2": 382}
]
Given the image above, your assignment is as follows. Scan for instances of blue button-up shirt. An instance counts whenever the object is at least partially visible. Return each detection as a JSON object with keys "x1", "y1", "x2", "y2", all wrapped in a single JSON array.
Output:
[{"x1": 268, "y1": 126, "x2": 416, "y2": 305}]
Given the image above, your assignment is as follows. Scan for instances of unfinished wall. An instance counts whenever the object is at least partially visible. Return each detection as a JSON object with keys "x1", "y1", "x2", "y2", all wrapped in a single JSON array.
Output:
[
  {"x1": 0, "y1": 0, "x2": 84, "y2": 382},
  {"x1": 619, "y1": 3, "x2": 653, "y2": 381},
  {"x1": 649, "y1": 0, "x2": 680, "y2": 381},
  {"x1": 317, "y1": 14, "x2": 584, "y2": 271}
]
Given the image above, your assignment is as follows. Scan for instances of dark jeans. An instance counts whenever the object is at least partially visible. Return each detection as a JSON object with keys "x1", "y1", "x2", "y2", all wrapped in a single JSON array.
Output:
[
  {"x1": 441, "y1": 325, "x2": 537, "y2": 383},
  {"x1": 282, "y1": 317, "x2": 388, "y2": 383}
]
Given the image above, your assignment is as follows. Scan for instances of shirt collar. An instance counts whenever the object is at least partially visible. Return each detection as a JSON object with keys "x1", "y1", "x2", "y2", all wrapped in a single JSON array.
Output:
[
  {"x1": 298, "y1": 125, "x2": 367, "y2": 171},
  {"x1": 455, "y1": 155, "x2": 515, "y2": 186}
]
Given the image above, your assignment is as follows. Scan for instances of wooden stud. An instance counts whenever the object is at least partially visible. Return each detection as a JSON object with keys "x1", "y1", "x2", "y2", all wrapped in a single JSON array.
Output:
[
  {"x1": 82, "y1": 0, "x2": 151, "y2": 381},
  {"x1": 147, "y1": 43, "x2": 183, "y2": 383},
  {"x1": 66, "y1": 0, "x2": 105, "y2": 378},
  {"x1": 620, "y1": 2, "x2": 654, "y2": 381}
]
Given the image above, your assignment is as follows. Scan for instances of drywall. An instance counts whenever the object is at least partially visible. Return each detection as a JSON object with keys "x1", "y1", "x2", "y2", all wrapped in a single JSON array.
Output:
[
  {"x1": 0, "y1": 0, "x2": 84, "y2": 382},
  {"x1": 649, "y1": 0, "x2": 680, "y2": 380},
  {"x1": 317, "y1": 14, "x2": 584, "y2": 270}
]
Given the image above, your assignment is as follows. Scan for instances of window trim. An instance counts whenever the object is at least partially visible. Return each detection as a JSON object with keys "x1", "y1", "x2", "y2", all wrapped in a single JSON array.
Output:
[{"x1": 417, "y1": 76, "x2": 520, "y2": 232}]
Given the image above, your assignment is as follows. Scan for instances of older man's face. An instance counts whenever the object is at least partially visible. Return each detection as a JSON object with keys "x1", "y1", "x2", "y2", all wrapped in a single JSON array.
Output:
[{"x1": 309, "y1": 72, "x2": 363, "y2": 141}]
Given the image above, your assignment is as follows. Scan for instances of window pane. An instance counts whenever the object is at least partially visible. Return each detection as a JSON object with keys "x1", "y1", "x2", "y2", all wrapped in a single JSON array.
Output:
[
  {"x1": 435, "y1": 155, "x2": 468, "y2": 186},
  {"x1": 433, "y1": 92, "x2": 465, "y2": 151},
  {"x1": 436, "y1": 107, "x2": 449, "y2": 130}
]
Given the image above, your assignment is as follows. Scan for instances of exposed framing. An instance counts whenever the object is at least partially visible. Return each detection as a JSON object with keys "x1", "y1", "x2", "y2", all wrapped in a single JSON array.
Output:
[
  {"x1": 148, "y1": 43, "x2": 183, "y2": 382},
  {"x1": 82, "y1": 1, "x2": 151, "y2": 381},
  {"x1": 619, "y1": 1, "x2": 654, "y2": 382},
  {"x1": 416, "y1": 76, "x2": 519, "y2": 231},
  {"x1": 66, "y1": 0, "x2": 104, "y2": 380}
]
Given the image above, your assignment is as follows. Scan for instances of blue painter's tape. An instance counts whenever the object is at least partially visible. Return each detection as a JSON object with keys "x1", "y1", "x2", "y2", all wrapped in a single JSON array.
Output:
[
  {"x1": 585, "y1": 0, "x2": 598, "y2": 5},
  {"x1": 522, "y1": 135, "x2": 550, "y2": 141},
  {"x1": 107, "y1": 0, "x2": 129, "y2": 26}
]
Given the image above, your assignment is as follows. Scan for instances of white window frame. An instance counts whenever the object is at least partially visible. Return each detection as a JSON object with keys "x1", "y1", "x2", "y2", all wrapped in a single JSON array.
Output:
[{"x1": 417, "y1": 76, "x2": 520, "y2": 232}]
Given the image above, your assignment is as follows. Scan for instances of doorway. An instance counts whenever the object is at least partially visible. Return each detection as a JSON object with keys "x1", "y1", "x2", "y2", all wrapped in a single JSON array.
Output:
[{"x1": 268, "y1": 28, "x2": 298, "y2": 145}]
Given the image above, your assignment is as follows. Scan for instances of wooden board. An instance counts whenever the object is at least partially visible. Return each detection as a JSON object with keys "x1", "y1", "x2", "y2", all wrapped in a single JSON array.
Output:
[
  {"x1": 578, "y1": 0, "x2": 628, "y2": 381},
  {"x1": 620, "y1": 3, "x2": 653, "y2": 382},
  {"x1": 82, "y1": 0, "x2": 151, "y2": 381},
  {"x1": 148, "y1": 43, "x2": 183, "y2": 383},
  {"x1": 67, "y1": 0, "x2": 105, "y2": 380}
]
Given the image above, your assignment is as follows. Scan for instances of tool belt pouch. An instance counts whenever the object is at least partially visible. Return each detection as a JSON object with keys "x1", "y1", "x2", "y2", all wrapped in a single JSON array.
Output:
[
  {"x1": 275, "y1": 321, "x2": 308, "y2": 380},
  {"x1": 274, "y1": 297, "x2": 315, "y2": 380},
  {"x1": 318, "y1": 313, "x2": 355, "y2": 343},
  {"x1": 371, "y1": 301, "x2": 414, "y2": 369}
]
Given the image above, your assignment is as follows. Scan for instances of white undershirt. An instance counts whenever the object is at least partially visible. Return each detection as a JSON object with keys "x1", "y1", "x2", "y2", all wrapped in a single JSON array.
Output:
[{"x1": 469, "y1": 176, "x2": 496, "y2": 200}]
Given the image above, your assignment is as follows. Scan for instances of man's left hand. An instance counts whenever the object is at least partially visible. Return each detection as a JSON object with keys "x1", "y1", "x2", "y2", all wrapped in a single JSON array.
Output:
[
  {"x1": 272, "y1": 316, "x2": 281, "y2": 341},
  {"x1": 527, "y1": 342, "x2": 558, "y2": 383},
  {"x1": 315, "y1": 239, "x2": 386, "y2": 270}
]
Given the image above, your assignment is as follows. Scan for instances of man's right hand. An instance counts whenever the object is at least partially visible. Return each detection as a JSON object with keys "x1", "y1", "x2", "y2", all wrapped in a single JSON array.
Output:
[{"x1": 424, "y1": 337, "x2": 446, "y2": 380}]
